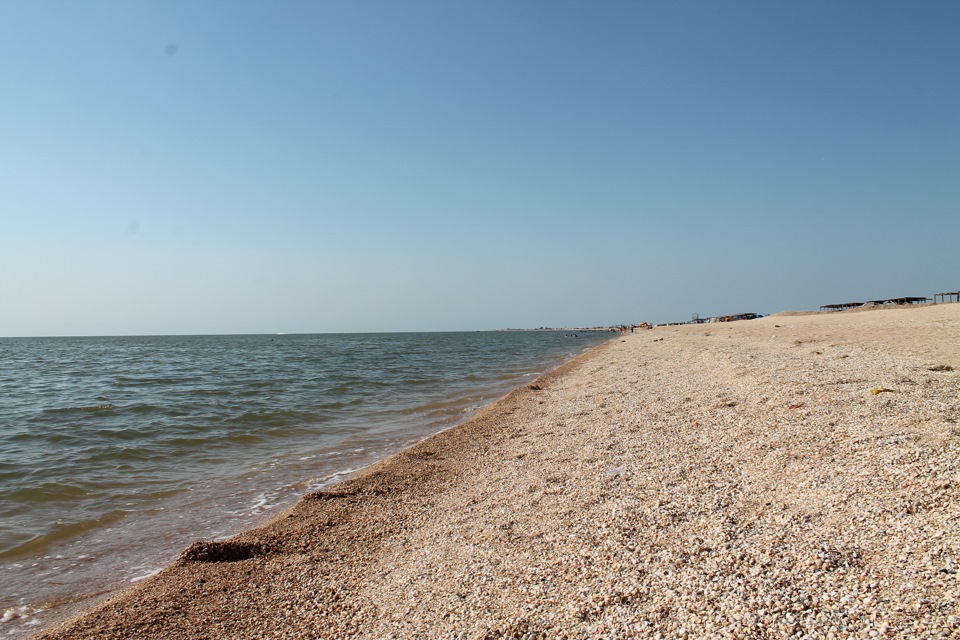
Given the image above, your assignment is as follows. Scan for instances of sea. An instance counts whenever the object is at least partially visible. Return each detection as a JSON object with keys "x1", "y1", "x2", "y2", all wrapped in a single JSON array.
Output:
[{"x1": 0, "y1": 330, "x2": 611, "y2": 637}]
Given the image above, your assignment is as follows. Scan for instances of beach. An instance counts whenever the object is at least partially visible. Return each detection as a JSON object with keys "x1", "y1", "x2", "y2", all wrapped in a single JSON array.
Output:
[
  {"x1": 0, "y1": 332, "x2": 608, "y2": 636},
  {"x1": 38, "y1": 305, "x2": 960, "y2": 638}
]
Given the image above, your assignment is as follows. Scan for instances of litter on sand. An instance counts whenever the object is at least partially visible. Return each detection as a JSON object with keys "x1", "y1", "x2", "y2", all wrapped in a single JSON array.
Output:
[{"x1": 870, "y1": 387, "x2": 897, "y2": 395}]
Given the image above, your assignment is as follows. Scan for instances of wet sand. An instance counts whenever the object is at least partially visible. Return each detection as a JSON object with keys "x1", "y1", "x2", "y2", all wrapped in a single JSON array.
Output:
[{"x1": 38, "y1": 304, "x2": 960, "y2": 638}]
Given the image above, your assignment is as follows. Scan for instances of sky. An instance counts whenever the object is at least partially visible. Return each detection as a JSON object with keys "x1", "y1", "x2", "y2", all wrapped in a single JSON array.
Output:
[{"x1": 2, "y1": 1, "x2": 958, "y2": 336}]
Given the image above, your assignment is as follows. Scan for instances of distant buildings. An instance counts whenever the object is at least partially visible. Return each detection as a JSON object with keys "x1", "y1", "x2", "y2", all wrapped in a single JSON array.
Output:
[{"x1": 820, "y1": 296, "x2": 930, "y2": 311}]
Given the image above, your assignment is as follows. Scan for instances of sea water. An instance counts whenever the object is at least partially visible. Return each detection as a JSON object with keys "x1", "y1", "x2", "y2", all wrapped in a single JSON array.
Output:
[{"x1": 0, "y1": 331, "x2": 610, "y2": 636}]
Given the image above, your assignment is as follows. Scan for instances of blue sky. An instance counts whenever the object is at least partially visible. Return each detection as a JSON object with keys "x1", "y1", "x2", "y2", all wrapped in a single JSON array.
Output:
[{"x1": 2, "y1": 1, "x2": 958, "y2": 335}]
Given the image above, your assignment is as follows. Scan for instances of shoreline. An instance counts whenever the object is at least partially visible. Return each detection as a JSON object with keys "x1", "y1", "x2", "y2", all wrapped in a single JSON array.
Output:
[
  {"x1": 12, "y1": 335, "x2": 608, "y2": 637},
  {"x1": 38, "y1": 305, "x2": 960, "y2": 638}
]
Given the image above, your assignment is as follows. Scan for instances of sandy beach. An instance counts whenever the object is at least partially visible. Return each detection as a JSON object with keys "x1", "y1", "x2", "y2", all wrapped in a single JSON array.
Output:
[{"x1": 38, "y1": 304, "x2": 960, "y2": 639}]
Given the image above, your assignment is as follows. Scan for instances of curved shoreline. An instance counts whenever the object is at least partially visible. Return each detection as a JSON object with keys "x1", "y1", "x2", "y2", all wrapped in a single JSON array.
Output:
[
  {"x1": 38, "y1": 307, "x2": 960, "y2": 637},
  {"x1": 4, "y1": 333, "x2": 608, "y2": 638},
  {"x1": 35, "y1": 337, "x2": 617, "y2": 638}
]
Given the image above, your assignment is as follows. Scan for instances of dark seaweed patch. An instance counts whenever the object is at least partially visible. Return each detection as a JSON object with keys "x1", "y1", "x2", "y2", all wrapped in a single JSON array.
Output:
[
  {"x1": 302, "y1": 490, "x2": 359, "y2": 501},
  {"x1": 179, "y1": 540, "x2": 269, "y2": 563}
]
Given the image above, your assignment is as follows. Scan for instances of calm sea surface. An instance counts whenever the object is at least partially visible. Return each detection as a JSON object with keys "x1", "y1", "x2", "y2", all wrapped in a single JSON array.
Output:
[{"x1": 0, "y1": 331, "x2": 610, "y2": 636}]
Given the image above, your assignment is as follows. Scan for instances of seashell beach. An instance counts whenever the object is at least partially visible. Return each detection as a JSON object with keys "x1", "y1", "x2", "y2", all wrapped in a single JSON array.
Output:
[{"x1": 38, "y1": 304, "x2": 960, "y2": 639}]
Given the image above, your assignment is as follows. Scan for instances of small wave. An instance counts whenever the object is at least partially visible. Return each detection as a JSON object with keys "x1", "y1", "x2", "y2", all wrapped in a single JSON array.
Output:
[
  {"x1": 305, "y1": 466, "x2": 366, "y2": 492},
  {"x1": 80, "y1": 445, "x2": 171, "y2": 467},
  {"x1": 399, "y1": 394, "x2": 475, "y2": 415},
  {"x1": 128, "y1": 403, "x2": 169, "y2": 415},
  {"x1": 113, "y1": 376, "x2": 201, "y2": 387},
  {"x1": 44, "y1": 404, "x2": 116, "y2": 415},
  {"x1": 401, "y1": 378, "x2": 441, "y2": 386},
  {"x1": 325, "y1": 384, "x2": 357, "y2": 396},
  {"x1": 1, "y1": 604, "x2": 43, "y2": 625},
  {"x1": 245, "y1": 380, "x2": 277, "y2": 389},
  {"x1": 192, "y1": 387, "x2": 232, "y2": 397},
  {"x1": 0, "y1": 508, "x2": 128, "y2": 560},
  {"x1": 313, "y1": 401, "x2": 347, "y2": 411},
  {"x1": 228, "y1": 408, "x2": 325, "y2": 430},
  {"x1": 129, "y1": 567, "x2": 162, "y2": 583},
  {"x1": 4, "y1": 481, "x2": 90, "y2": 503},
  {"x1": 248, "y1": 493, "x2": 275, "y2": 514},
  {"x1": 90, "y1": 425, "x2": 154, "y2": 441}
]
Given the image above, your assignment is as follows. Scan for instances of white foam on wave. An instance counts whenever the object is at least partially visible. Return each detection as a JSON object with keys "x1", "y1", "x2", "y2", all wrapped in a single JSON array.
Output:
[
  {"x1": 1, "y1": 604, "x2": 43, "y2": 625},
  {"x1": 248, "y1": 492, "x2": 280, "y2": 515},
  {"x1": 305, "y1": 466, "x2": 366, "y2": 492},
  {"x1": 129, "y1": 568, "x2": 161, "y2": 583}
]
